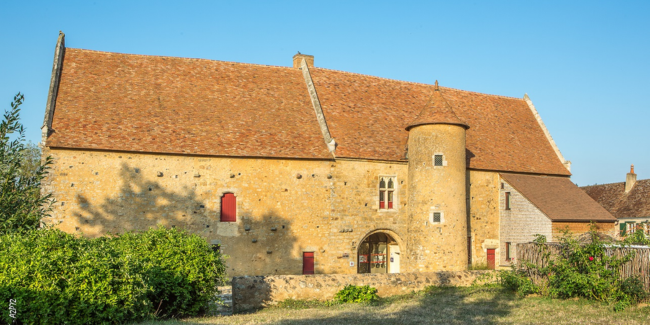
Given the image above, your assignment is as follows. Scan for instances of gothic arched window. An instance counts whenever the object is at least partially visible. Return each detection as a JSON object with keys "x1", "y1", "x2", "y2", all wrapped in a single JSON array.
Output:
[{"x1": 379, "y1": 176, "x2": 396, "y2": 210}]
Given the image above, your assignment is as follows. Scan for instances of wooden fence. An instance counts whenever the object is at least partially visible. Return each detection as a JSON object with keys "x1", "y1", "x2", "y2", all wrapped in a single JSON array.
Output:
[{"x1": 516, "y1": 243, "x2": 650, "y2": 290}]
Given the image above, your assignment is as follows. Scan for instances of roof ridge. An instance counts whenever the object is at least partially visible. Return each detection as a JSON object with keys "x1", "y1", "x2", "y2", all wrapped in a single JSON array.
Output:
[
  {"x1": 581, "y1": 181, "x2": 625, "y2": 187},
  {"x1": 68, "y1": 48, "x2": 297, "y2": 71},
  {"x1": 582, "y1": 178, "x2": 650, "y2": 188},
  {"x1": 310, "y1": 67, "x2": 524, "y2": 100}
]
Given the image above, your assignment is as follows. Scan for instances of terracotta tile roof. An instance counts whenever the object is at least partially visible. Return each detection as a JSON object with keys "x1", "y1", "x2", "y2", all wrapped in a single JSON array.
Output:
[
  {"x1": 309, "y1": 68, "x2": 571, "y2": 175},
  {"x1": 405, "y1": 84, "x2": 469, "y2": 130},
  {"x1": 47, "y1": 49, "x2": 333, "y2": 159},
  {"x1": 48, "y1": 49, "x2": 570, "y2": 175},
  {"x1": 581, "y1": 179, "x2": 650, "y2": 219},
  {"x1": 500, "y1": 173, "x2": 616, "y2": 222}
]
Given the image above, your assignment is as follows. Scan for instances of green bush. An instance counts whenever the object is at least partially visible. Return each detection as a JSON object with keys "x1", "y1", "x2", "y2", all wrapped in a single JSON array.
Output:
[
  {"x1": 621, "y1": 229, "x2": 650, "y2": 246},
  {"x1": 0, "y1": 227, "x2": 226, "y2": 324},
  {"x1": 1, "y1": 93, "x2": 54, "y2": 235},
  {"x1": 504, "y1": 224, "x2": 648, "y2": 311},
  {"x1": 619, "y1": 276, "x2": 647, "y2": 304},
  {"x1": 499, "y1": 269, "x2": 539, "y2": 297},
  {"x1": 334, "y1": 285, "x2": 379, "y2": 303},
  {"x1": 545, "y1": 228, "x2": 632, "y2": 302}
]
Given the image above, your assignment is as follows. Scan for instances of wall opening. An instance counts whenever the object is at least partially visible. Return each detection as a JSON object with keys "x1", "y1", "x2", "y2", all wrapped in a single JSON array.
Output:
[
  {"x1": 487, "y1": 248, "x2": 496, "y2": 270},
  {"x1": 303, "y1": 252, "x2": 314, "y2": 274},
  {"x1": 357, "y1": 232, "x2": 400, "y2": 274}
]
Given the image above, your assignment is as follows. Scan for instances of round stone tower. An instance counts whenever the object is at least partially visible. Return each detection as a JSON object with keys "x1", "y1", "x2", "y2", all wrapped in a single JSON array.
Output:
[{"x1": 405, "y1": 81, "x2": 469, "y2": 271}]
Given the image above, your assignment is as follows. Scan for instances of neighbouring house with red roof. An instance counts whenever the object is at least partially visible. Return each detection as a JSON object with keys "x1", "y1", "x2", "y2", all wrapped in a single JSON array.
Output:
[
  {"x1": 582, "y1": 166, "x2": 650, "y2": 238},
  {"x1": 41, "y1": 32, "x2": 615, "y2": 276}
]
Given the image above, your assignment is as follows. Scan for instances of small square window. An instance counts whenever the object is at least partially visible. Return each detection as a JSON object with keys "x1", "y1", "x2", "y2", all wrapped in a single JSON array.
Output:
[
  {"x1": 433, "y1": 212, "x2": 441, "y2": 223},
  {"x1": 434, "y1": 155, "x2": 443, "y2": 166}
]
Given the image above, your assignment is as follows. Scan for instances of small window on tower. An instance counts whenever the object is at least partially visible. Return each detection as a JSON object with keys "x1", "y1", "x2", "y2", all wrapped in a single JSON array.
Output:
[
  {"x1": 430, "y1": 211, "x2": 444, "y2": 224},
  {"x1": 379, "y1": 176, "x2": 396, "y2": 210},
  {"x1": 434, "y1": 154, "x2": 444, "y2": 166}
]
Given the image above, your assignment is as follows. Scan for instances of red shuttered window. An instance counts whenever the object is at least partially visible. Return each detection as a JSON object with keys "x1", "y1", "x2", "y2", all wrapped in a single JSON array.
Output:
[
  {"x1": 220, "y1": 193, "x2": 236, "y2": 222},
  {"x1": 303, "y1": 252, "x2": 314, "y2": 274}
]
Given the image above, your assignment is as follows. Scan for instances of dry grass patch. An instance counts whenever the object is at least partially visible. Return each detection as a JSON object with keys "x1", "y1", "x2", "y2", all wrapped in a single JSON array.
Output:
[{"x1": 135, "y1": 287, "x2": 650, "y2": 325}]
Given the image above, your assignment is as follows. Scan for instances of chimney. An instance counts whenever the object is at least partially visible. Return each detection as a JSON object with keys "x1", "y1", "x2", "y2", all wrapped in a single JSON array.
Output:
[
  {"x1": 625, "y1": 164, "x2": 637, "y2": 193},
  {"x1": 293, "y1": 52, "x2": 314, "y2": 68}
]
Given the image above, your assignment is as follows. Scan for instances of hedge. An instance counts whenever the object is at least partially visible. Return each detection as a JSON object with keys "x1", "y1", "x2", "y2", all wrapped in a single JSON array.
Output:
[{"x1": 0, "y1": 227, "x2": 226, "y2": 324}]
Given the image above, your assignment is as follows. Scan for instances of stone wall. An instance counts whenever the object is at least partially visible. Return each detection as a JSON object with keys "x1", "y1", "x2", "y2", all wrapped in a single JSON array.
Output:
[
  {"x1": 406, "y1": 124, "x2": 468, "y2": 272},
  {"x1": 499, "y1": 179, "x2": 553, "y2": 266},
  {"x1": 232, "y1": 270, "x2": 494, "y2": 313},
  {"x1": 551, "y1": 221, "x2": 617, "y2": 240},
  {"x1": 42, "y1": 147, "x2": 507, "y2": 277},
  {"x1": 467, "y1": 171, "x2": 500, "y2": 267},
  {"x1": 43, "y1": 148, "x2": 420, "y2": 276}
]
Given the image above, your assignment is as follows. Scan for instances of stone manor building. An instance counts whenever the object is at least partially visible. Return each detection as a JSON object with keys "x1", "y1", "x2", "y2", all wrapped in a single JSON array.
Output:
[{"x1": 41, "y1": 33, "x2": 616, "y2": 276}]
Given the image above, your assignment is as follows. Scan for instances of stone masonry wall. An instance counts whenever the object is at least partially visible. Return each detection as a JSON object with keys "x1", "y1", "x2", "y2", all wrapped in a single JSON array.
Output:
[
  {"x1": 232, "y1": 270, "x2": 495, "y2": 313},
  {"x1": 406, "y1": 124, "x2": 468, "y2": 272},
  {"x1": 551, "y1": 222, "x2": 617, "y2": 241},
  {"x1": 499, "y1": 179, "x2": 553, "y2": 266},
  {"x1": 467, "y1": 171, "x2": 501, "y2": 267},
  {"x1": 43, "y1": 148, "x2": 418, "y2": 276},
  {"x1": 43, "y1": 147, "x2": 506, "y2": 276}
]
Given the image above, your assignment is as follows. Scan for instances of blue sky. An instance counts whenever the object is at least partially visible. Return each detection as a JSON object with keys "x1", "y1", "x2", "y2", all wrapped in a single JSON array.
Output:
[{"x1": 1, "y1": 1, "x2": 648, "y2": 186}]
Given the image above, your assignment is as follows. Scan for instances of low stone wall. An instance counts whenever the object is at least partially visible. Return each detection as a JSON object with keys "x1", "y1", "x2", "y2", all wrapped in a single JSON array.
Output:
[{"x1": 232, "y1": 270, "x2": 494, "y2": 313}]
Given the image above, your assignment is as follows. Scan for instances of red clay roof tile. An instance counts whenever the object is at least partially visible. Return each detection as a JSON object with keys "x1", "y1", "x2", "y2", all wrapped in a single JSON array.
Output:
[
  {"x1": 48, "y1": 49, "x2": 571, "y2": 176},
  {"x1": 582, "y1": 179, "x2": 650, "y2": 219},
  {"x1": 406, "y1": 85, "x2": 469, "y2": 130},
  {"x1": 309, "y1": 68, "x2": 571, "y2": 175},
  {"x1": 48, "y1": 49, "x2": 333, "y2": 159},
  {"x1": 500, "y1": 173, "x2": 616, "y2": 222}
]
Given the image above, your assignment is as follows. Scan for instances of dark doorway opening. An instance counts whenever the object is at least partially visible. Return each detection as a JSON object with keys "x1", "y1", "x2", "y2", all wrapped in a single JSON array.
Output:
[{"x1": 357, "y1": 232, "x2": 400, "y2": 274}]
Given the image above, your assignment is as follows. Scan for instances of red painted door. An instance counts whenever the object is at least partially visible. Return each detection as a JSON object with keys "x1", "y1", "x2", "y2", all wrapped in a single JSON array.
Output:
[
  {"x1": 487, "y1": 249, "x2": 496, "y2": 270},
  {"x1": 221, "y1": 193, "x2": 236, "y2": 222},
  {"x1": 303, "y1": 252, "x2": 314, "y2": 274}
]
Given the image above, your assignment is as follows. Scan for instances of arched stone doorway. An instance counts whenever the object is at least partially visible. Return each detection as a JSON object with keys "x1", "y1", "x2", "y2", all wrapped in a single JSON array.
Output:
[{"x1": 357, "y1": 232, "x2": 401, "y2": 274}]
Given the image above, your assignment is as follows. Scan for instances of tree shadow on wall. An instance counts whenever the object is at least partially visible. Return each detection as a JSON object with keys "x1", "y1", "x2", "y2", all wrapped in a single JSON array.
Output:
[
  {"x1": 71, "y1": 162, "x2": 209, "y2": 235},
  {"x1": 69, "y1": 162, "x2": 301, "y2": 277}
]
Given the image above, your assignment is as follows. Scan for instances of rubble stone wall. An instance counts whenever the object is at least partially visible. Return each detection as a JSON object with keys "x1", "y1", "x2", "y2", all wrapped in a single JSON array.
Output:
[{"x1": 232, "y1": 270, "x2": 495, "y2": 313}]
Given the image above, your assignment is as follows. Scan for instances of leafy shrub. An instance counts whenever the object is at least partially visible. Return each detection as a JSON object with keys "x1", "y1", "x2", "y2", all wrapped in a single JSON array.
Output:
[
  {"x1": 621, "y1": 229, "x2": 650, "y2": 246},
  {"x1": 0, "y1": 227, "x2": 226, "y2": 324},
  {"x1": 545, "y1": 228, "x2": 632, "y2": 302},
  {"x1": 334, "y1": 285, "x2": 379, "y2": 303},
  {"x1": 505, "y1": 224, "x2": 648, "y2": 311},
  {"x1": 499, "y1": 269, "x2": 539, "y2": 297},
  {"x1": 0, "y1": 93, "x2": 54, "y2": 235},
  {"x1": 619, "y1": 276, "x2": 647, "y2": 304}
]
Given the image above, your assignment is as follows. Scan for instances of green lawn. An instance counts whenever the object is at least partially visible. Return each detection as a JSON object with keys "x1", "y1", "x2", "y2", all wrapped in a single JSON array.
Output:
[{"x1": 136, "y1": 287, "x2": 650, "y2": 325}]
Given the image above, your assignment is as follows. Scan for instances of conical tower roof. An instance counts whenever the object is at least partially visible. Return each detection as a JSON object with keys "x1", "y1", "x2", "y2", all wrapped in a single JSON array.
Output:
[{"x1": 405, "y1": 81, "x2": 469, "y2": 130}]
